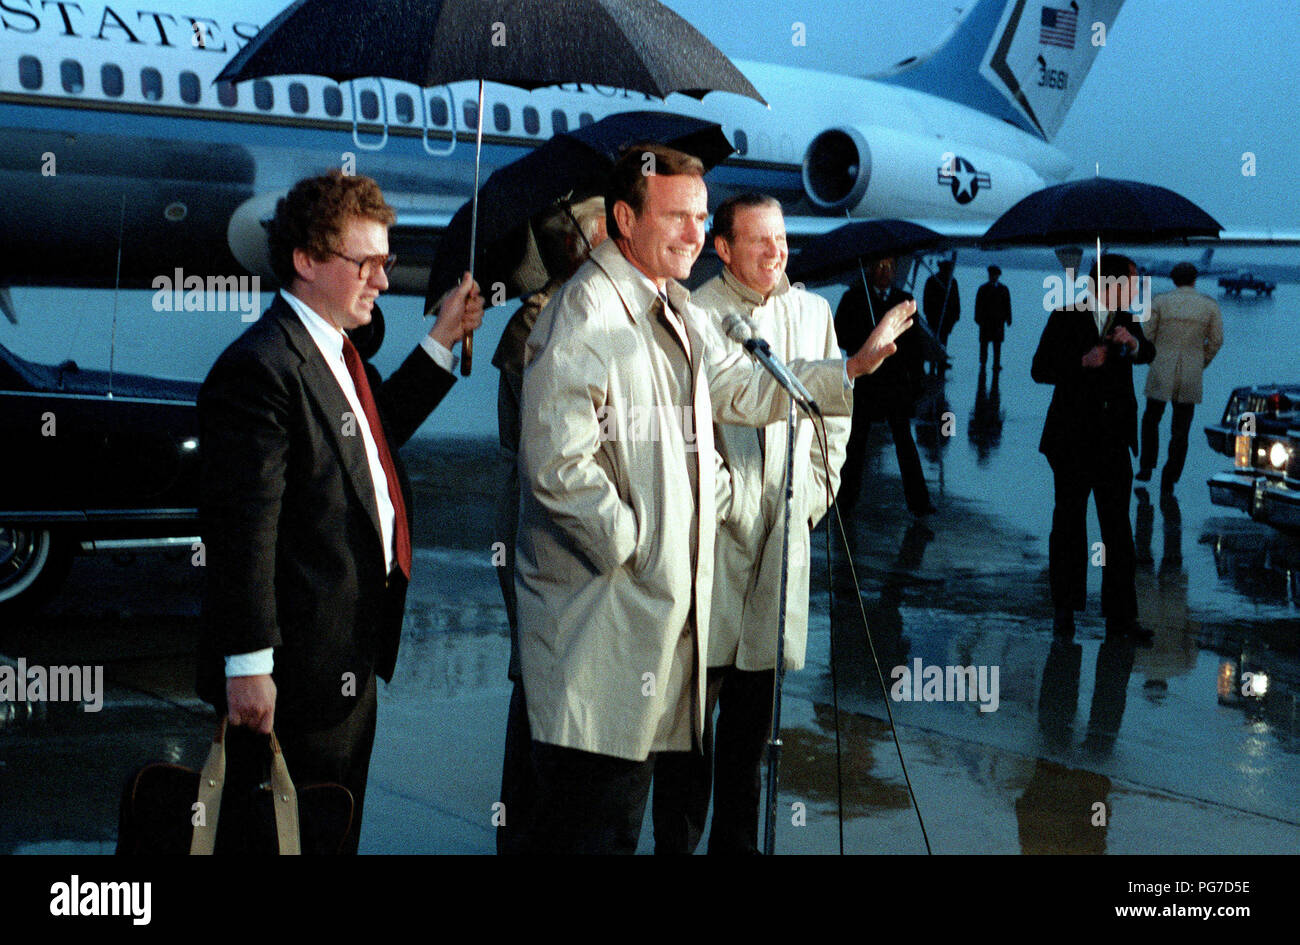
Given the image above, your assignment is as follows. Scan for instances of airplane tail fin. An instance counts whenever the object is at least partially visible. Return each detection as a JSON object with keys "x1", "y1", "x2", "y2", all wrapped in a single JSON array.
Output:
[{"x1": 878, "y1": 0, "x2": 1126, "y2": 141}]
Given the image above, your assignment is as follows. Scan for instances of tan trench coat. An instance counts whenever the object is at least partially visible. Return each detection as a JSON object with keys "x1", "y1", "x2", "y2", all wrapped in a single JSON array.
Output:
[
  {"x1": 516, "y1": 240, "x2": 852, "y2": 761},
  {"x1": 693, "y1": 268, "x2": 850, "y2": 672},
  {"x1": 1143, "y1": 286, "x2": 1224, "y2": 404}
]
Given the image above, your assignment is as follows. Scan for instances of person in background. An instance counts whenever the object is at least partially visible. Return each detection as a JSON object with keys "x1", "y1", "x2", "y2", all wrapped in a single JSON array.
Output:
[
  {"x1": 975, "y1": 265, "x2": 1013, "y2": 372},
  {"x1": 922, "y1": 259, "x2": 960, "y2": 373},
  {"x1": 835, "y1": 256, "x2": 934, "y2": 516},
  {"x1": 1136, "y1": 261, "x2": 1223, "y2": 493},
  {"x1": 1032, "y1": 253, "x2": 1154, "y2": 643},
  {"x1": 491, "y1": 195, "x2": 606, "y2": 854}
]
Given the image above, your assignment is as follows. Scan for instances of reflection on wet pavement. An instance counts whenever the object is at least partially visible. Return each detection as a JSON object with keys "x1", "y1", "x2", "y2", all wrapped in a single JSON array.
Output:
[{"x1": 2, "y1": 273, "x2": 1298, "y2": 855}]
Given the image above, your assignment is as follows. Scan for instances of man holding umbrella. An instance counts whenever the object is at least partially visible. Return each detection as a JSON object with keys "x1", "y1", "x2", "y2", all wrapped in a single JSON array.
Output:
[
  {"x1": 515, "y1": 144, "x2": 913, "y2": 853},
  {"x1": 1032, "y1": 254, "x2": 1154, "y2": 642}
]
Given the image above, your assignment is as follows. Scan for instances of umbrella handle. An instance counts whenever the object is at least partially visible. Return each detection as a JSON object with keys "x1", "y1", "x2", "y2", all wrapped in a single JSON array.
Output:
[{"x1": 462, "y1": 80, "x2": 486, "y2": 377}]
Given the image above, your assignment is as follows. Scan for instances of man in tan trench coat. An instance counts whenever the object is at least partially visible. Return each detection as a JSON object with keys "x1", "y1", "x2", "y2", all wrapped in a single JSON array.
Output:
[
  {"x1": 1136, "y1": 262, "x2": 1224, "y2": 493},
  {"x1": 652, "y1": 193, "x2": 849, "y2": 854},
  {"x1": 515, "y1": 144, "x2": 914, "y2": 854}
]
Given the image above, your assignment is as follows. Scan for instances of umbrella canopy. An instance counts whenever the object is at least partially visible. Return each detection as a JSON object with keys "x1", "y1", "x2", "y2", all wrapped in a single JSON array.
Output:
[
  {"x1": 786, "y1": 219, "x2": 946, "y2": 285},
  {"x1": 424, "y1": 111, "x2": 733, "y2": 306},
  {"x1": 982, "y1": 177, "x2": 1222, "y2": 246},
  {"x1": 217, "y1": 0, "x2": 766, "y2": 104},
  {"x1": 218, "y1": 0, "x2": 764, "y2": 376}
]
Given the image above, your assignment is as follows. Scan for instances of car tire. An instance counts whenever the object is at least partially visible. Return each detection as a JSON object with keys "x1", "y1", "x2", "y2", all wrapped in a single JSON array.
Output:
[{"x1": 0, "y1": 527, "x2": 73, "y2": 617}]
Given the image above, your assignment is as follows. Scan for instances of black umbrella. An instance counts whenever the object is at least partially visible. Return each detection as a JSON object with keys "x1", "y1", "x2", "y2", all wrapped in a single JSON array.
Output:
[
  {"x1": 424, "y1": 111, "x2": 733, "y2": 308},
  {"x1": 786, "y1": 219, "x2": 946, "y2": 285},
  {"x1": 983, "y1": 176, "x2": 1221, "y2": 319},
  {"x1": 982, "y1": 177, "x2": 1222, "y2": 246},
  {"x1": 217, "y1": 0, "x2": 766, "y2": 374}
]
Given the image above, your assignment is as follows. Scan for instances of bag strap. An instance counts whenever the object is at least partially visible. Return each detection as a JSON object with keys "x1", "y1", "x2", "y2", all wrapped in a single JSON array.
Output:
[
  {"x1": 267, "y1": 731, "x2": 301, "y2": 855},
  {"x1": 190, "y1": 719, "x2": 227, "y2": 855},
  {"x1": 189, "y1": 719, "x2": 302, "y2": 855}
]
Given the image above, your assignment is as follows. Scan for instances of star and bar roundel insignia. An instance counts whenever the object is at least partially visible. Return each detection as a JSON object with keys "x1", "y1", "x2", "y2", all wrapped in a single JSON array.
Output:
[{"x1": 936, "y1": 155, "x2": 991, "y2": 204}]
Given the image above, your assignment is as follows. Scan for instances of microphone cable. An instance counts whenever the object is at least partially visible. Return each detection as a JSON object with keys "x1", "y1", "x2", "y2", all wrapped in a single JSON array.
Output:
[{"x1": 808, "y1": 407, "x2": 933, "y2": 855}]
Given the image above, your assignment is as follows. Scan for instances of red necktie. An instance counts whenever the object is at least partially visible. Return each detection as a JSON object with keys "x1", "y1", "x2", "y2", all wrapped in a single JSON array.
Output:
[{"x1": 341, "y1": 336, "x2": 411, "y2": 580}]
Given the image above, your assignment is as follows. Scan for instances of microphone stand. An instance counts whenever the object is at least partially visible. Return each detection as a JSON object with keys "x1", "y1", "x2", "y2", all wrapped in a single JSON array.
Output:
[
  {"x1": 725, "y1": 311, "x2": 821, "y2": 855},
  {"x1": 762, "y1": 388, "x2": 799, "y2": 856}
]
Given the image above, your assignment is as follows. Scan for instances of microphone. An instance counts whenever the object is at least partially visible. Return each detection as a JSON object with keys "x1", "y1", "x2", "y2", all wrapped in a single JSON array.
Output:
[{"x1": 721, "y1": 313, "x2": 821, "y2": 417}]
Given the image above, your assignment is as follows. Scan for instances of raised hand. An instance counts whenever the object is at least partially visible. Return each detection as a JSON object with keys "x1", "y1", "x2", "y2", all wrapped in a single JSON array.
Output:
[{"x1": 847, "y1": 298, "x2": 916, "y2": 379}]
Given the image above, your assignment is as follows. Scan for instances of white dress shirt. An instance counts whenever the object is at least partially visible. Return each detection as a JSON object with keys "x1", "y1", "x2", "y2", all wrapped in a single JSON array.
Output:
[{"x1": 225, "y1": 290, "x2": 454, "y2": 678}]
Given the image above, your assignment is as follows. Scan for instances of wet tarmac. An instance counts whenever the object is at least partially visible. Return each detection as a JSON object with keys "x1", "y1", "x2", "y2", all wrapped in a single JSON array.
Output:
[{"x1": 1, "y1": 267, "x2": 1297, "y2": 855}]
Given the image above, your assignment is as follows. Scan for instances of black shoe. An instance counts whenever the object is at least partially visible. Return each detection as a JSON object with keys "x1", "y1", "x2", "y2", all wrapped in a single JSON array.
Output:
[
  {"x1": 910, "y1": 502, "x2": 938, "y2": 517},
  {"x1": 1135, "y1": 468, "x2": 1153, "y2": 483}
]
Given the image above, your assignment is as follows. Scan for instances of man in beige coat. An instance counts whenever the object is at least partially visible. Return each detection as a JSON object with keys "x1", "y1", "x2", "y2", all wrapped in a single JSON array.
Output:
[
  {"x1": 515, "y1": 144, "x2": 914, "y2": 853},
  {"x1": 652, "y1": 193, "x2": 849, "y2": 854},
  {"x1": 1137, "y1": 262, "x2": 1224, "y2": 493}
]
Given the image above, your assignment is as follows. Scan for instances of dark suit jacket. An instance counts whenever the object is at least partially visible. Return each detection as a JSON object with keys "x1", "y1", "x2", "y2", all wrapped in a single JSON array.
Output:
[
  {"x1": 196, "y1": 295, "x2": 455, "y2": 731},
  {"x1": 975, "y1": 282, "x2": 1012, "y2": 342},
  {"x1": 835, "y1": 282, "x2": 923, "y2": 420},
  {"x1": 1031, "y1": 306, "x2": 1155, "y2": 464}
]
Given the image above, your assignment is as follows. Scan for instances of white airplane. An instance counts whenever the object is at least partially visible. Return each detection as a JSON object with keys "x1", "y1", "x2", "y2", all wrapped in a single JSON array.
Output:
[{"x1": 0, "y1": 0, "x2": 1157, "y2": 309}]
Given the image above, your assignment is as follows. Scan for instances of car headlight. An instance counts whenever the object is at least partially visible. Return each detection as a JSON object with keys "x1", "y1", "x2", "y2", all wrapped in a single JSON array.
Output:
[{"x1": 1268, "y1": 441, "x2": 1290, "y2": 470}]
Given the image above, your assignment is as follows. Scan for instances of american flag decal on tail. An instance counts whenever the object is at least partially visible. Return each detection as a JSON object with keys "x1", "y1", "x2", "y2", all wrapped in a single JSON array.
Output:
[{"x1": 1040, "y1": 5, "x2": 1078, "y2": 49}]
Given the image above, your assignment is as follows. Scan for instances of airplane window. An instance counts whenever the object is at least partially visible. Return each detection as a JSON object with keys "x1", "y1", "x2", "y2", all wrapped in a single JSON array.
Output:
[
  {"x1": 578, "y1": 112, "x2": 594, "y2": 127},
  {"x1": 101, "y1": 64, "x2": 124, "y2": 98},
  {"x1": 463, "y1": 101, "x2": 478, "y2": 128},
  {"x1": 141, "y1": 67, "x2": 163, "y2": 102},
  {"x1": 734, "y1": 129, "x2": 748, "y2": 156},
  {"x1": 179, "y1": 71, "x2": 201, "y2": 105},
  {"x1": 289, "y1": 82, "x2": 309, "y2": 114},
  {"x1": 217, "y1": 80, "x2": 237, "y2": 108},
  {"x1": 428, "y1": 95, "x2": 448, "y2": 127},
  {"x1": 523, "y1": 106, "x2": 539, "y2": 135},
  {"x1": 359, "y1": 90, "x2": 380, "y2": 121},
  {"x1": 323, "y1": 86, "x2": 343, "y2": 118},
  {"x1": 60, "y1": 60, "x2": 84, "y2": 95},
  {"x1": 253, "y1": 80, "x2": 273, "y2": 110},
  {"x1": 551, "y1": 110, "x2": 568, "y2": 134},
  {"x1": 396, "y1": 93, "x2": 414, "y2": 124},
  {"x1": 18, "y1": 56, "x2": 42, "y2": 91},
  {"x1": 493, "y1": 102, "x2": 510, "y2": 132}
]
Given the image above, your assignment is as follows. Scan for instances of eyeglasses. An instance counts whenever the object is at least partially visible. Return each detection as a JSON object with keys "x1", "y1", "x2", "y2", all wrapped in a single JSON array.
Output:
[{"x1": 330, "y1": 250, "x2": 397, "y2": 280}]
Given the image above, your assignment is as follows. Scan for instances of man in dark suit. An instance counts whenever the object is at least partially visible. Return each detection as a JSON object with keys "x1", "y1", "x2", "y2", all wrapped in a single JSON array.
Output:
[
  {"x1": 975, "y1": 265, "x2": 1013, "y2": 372},
  {"x1": 1031, "y1": 254, "x2": 1153, "y2": 642},
  {"x1": 196, "y1": 170, "x2": 483, "y2": 853},
  {"x1": 835, "y1": 256, "x2": 934, "y2": 515},
  {"x1": 922, "y1": 259, "x2": 959, "y2": 374}
]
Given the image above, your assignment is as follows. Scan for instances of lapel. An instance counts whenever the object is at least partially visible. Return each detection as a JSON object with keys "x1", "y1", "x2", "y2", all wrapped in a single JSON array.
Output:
[{"x1": 267, "y1": 297, "x2": 385, "y2": 549}]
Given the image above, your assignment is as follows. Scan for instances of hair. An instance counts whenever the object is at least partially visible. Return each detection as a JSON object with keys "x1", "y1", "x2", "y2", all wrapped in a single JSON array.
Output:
[
  {"x1": 266, "y1": 169, "x2": 396, "y2": 285},
  {"x1": 987, "y1": 265, "x2": 1001, "y2": 277},
  {"x1": 1170, "y1": 261, "x2": 1198, "y2": 286},
  {"x1": 709, "y1": 192, "x2": 781, "y2": 242},
  {"x1": 534, "y1": 195, "x2": 605, "y2": 280},
  {"x1": 605, "y1": 142, "x2": 705, "y2": 240},
  {"x1": 1099, "y1": 253, "x2": 1137, "y2": 281}
]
